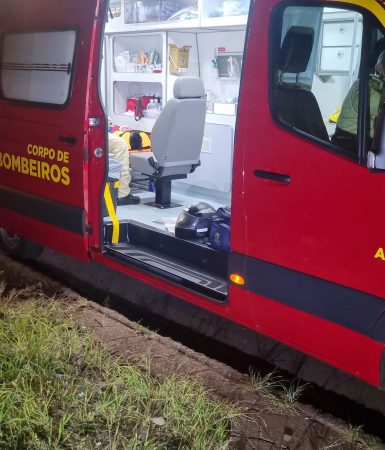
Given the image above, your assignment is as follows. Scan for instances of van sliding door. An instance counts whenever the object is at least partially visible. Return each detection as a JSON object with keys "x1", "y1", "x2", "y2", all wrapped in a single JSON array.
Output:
[{"x1": 0, "y1": 0, "x2": 108, "y2": 260}]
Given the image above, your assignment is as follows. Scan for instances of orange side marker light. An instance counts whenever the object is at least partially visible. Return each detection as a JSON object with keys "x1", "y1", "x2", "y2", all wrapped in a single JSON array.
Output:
[{"x1": 230, "y1": 273, "x2": 245, "y2": 286}]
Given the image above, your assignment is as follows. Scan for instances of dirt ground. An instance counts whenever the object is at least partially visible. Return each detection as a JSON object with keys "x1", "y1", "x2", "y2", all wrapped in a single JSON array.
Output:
[{"x1": 0, "y1": 253, "x2": 383, "y2": 450}]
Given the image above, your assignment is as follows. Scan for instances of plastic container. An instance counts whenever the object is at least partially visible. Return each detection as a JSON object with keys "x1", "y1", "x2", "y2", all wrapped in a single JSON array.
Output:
[
  {"x1": 147, "y1": 99, "x2": 158, "y2": 110},
  {"x1": 143, "y1": 109, "x2": 160, "y2": 119},
  {"x1": 114, "y1": 51, "x2": 130, "y2": 72}
]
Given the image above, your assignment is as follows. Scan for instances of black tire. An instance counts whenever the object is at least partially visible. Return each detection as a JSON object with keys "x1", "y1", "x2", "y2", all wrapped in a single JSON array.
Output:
[{"x1": 0, "y1": 228, "x2": 44, "y2": 260}]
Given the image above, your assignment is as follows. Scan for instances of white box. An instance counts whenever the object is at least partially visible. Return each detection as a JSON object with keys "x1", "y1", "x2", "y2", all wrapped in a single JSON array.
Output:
[{"x1": 213, "y1": 102, "x2": 237, "y2": 115}]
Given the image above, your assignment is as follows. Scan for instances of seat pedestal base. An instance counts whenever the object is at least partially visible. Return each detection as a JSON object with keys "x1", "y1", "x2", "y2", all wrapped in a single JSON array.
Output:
[
  {"x1": 144, "y1": 175, "x2": 186, "y2": 209},
  {"x1": 144, "y1": 200, "x2": 182, "y2": 209}
]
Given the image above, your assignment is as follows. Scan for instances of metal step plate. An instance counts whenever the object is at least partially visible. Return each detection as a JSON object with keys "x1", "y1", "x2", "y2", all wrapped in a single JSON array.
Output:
[{"x1": 106, "y1": 244, "x2": 228, "y2": 300}]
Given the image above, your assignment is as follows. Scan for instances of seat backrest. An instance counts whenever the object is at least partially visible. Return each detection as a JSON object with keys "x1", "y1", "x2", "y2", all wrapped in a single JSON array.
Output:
[
  {"x1": 275, "y1": 26, "x2": 329, "y2": 142},
  {"x1": 151, "y1": 77, "x2": 206, "y2": 175}
]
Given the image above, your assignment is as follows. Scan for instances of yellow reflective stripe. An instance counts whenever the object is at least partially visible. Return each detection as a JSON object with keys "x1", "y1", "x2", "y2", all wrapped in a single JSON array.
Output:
[
  {"x1": 328, "y1": 0, "x2": 385, "y2": 26},
  {"x1": 114, "y1": 181, "x2": 120, "y2": 188},
  {"x1": 104, "y1": 183, "x2": 120, "y2": 244}
]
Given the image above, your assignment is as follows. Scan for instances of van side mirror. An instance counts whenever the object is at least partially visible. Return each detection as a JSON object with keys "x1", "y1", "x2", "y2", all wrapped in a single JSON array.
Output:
[{"x1": 368, "y1": 103, "x2": 385, "y2": 170}]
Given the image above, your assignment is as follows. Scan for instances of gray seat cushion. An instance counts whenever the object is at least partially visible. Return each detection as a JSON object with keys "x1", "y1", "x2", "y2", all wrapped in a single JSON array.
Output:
[
  {"x1": 130, "y1": 77, "x2": 206, "y2": 178},
  {"x1": 130, "y1": 152, "x2": 156, "y2": 176}
]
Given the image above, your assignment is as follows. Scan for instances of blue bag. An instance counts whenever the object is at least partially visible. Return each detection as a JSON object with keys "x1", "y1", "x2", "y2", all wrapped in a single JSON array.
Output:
[{"x1": 209, "y1": 207, "x2": 231, "y2": 252}]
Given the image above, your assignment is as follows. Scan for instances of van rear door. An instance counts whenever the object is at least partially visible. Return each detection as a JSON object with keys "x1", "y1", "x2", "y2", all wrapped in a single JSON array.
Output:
[{"x1": 0, "y1": 0, "x2": 107, "y2": 260}]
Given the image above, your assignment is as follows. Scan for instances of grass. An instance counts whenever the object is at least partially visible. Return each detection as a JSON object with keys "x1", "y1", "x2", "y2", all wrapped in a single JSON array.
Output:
[
  {"x1": 249, "y1": 370, "x2": 282, "y2": 395},
  {"x1": 320, "y1": 425, "x2": 382, "y2": 450},
  {"x1": 250, "y1": 369, "x2": 307, "y2": 411},
  {"x1": 250, "y1": 369, "x2": 382, "y2": 449},
  {"x1": 0, "y1": 284, "x2": 235, "y2": 449}
]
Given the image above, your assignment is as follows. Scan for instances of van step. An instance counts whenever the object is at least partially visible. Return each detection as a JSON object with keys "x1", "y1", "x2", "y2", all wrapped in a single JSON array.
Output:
[{"x1": 105, "y1": 244, "x2": 228, "y2": 301}]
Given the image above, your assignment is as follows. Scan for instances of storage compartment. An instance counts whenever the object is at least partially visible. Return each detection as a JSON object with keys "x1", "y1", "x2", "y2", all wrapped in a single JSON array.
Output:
[
  {"x1": 318, "y1": 13, "x2": 362, "y2": 75},
  {"x1": 110, "y1": 0, "x2": 122, "y2": 17},
  {"x1": 320, "y1": 47, "x2": 352, "y2": 72},
  {"x1": 202, "y1": 0, "x2": 250, "y2": 19},
  {"x1": 216, "y1": 52, "x2": 242, "y2": 79},
  {"x1": 124, "y1": 0, "x2": 198, "y2": 24},
  {"x1": 169, "y1": 44, "x2": 191, "y2": 74},
  {"x1": 322, "y1": 21, "x2": 355, "y2": 47},
  {"x1": 113, "y1": 34, "x2": 163, "y2": 73},
  {"x1": 113, "y1": 80, "x2": 162, "y2": 115}
]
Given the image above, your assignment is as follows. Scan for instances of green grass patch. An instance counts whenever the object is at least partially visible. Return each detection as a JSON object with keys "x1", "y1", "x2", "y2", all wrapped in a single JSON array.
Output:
[
  {"x1": 0, "y1": 287, "x2": 234, "y2": 449},
  {"x1": 250, "y1": 368, "x2": 307, "y2": 411}
]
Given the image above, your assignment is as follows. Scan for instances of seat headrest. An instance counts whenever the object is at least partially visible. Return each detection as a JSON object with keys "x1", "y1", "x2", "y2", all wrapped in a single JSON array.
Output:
[
  {"x1": 173, "y1": 76, "x2": 205, "y2": 99},
  {"x1": 278, "y1": 26, "x2": 314, "y2": 73}
]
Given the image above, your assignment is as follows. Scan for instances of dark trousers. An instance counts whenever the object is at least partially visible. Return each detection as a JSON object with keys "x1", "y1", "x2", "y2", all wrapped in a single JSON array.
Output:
[{"x1": 331, "y1": 127, "x2": 358, "y2": 153}]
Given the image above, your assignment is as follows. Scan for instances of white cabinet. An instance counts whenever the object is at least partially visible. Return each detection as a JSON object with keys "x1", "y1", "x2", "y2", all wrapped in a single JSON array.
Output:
[
  {"x1": 110, "y1": 0, "x2": 122, "y2": 18},
  {"x1": 320, "y1": 47, "x2": 353, "y2": 73},
  {"x1": 318, "y1": 13, "x2": 362, "y2": 75},
  {"x1": 322, "y1": 21, "x2": 355, "y2": 47},
  {"x1": 123, "y1": 0, "x2": 198, "y2": 24},
  {"x1": 106, "y1": 32, "x2": 167, "y2": 130},
  {"x1": 113, "y1": 34, "x2": 163, "y2": 73},
  {"x1": 201, "y1": 0, "x2": 250, "y2": 27},
  {"x1": 104, "y1": 1, "x2": 247, "y2": 131},
  {"x1": 105, "y1": 0, "x2": 251, "y2": 32}
]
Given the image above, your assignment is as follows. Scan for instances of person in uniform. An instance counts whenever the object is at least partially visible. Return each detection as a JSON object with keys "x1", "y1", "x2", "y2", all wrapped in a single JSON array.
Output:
[
  {"x1": 108, "y1": 132, "x2": 140, "y2": 205},
  {"x1": 331, "y1": 50, "x2": 385, "y2": 152}
]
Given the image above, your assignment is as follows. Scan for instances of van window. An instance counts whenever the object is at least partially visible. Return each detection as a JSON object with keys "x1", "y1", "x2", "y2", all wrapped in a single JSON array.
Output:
[
  {"x1": 0, "y1": 30, "x2": 76, "y2": 106},
  {"x1": 269, "y1": 5, "x2": 385, "y2": 161}
]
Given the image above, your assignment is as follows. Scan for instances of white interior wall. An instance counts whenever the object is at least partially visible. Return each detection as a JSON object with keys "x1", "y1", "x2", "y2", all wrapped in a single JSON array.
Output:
[
  {"x1": 197, "y1": 30, "x2": 245, "y2": 104},
  {"x1": 312, "y1": 74, "x2": 350, "y2": 122},
  {"x1": 100, "y1": 39, "x2": 106, "y2": 107},
  {"x1": 165, "y1": 30, "x2": 244, "y2": 194},
  {"x1": 166, "y1": 30, "x2": 246, "y2": 103}
]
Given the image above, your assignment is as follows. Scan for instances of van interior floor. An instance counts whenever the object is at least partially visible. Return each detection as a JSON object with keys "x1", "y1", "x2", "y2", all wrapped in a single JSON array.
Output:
[
  {"x1": 103, "y1": 183, "x2": 230, "y2": 301},
  {"x1": 114, "y1": 182, "x2": 231, "y2": 233}
]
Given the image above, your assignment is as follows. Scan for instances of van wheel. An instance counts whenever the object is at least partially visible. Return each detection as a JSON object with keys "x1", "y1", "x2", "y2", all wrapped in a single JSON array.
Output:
[{"x1": 0, "y1": 228, "x2": 44, "y2": 260}]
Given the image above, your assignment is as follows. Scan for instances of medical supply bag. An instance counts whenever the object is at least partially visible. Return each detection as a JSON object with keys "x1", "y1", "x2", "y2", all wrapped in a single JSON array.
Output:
[{"x1": 208, "y1": 207, "x2": 231, "y2": 252}]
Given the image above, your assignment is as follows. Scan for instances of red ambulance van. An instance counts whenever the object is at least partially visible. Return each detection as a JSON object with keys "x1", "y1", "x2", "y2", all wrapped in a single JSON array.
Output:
[{"x1": 2, "y1": 0, "x2": 385, "y2": 389}]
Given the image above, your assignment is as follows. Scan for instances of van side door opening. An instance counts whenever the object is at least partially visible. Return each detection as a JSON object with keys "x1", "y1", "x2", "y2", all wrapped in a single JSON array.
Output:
[{"x1": 99, "y1": 22, "x2": 242, "y2": 301}]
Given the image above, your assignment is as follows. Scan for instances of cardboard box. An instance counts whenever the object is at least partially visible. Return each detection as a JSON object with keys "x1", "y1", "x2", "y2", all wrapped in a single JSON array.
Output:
[{"x1": 169, "y1": 44, "x2": 191, "y2": 74}]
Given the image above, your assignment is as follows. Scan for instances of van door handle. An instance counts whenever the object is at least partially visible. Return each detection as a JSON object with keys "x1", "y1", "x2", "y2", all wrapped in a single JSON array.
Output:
[
  {"x1": 58, "y1": 135, "x2": 77, "y2": 145},
  {"x1": 254, "y1": 170, "x2": 291, "y2": 184}
]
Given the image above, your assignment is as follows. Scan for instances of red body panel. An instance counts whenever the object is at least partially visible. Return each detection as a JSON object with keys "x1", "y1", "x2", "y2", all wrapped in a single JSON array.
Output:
[
  {"x1": 230, "y1": 0, "x2": 385, "y2": 384},
  {"x1": 233, "y1": 0, "x2": 385, "y2": 299},
  {"x1": 0, "y1": 208, "x2": 89, "y2": 261},
  {"x1": 0, "y1": 0, "x2": 107, "y2": 258},
  {"x1": 246, "y1": 290, "x2": 384, "y2": 386}
]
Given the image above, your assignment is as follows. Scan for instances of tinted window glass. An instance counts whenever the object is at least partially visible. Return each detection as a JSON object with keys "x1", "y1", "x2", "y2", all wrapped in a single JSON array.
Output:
[{"x1": 271, "y1": 6, "x2": 367, "y2": 157}]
